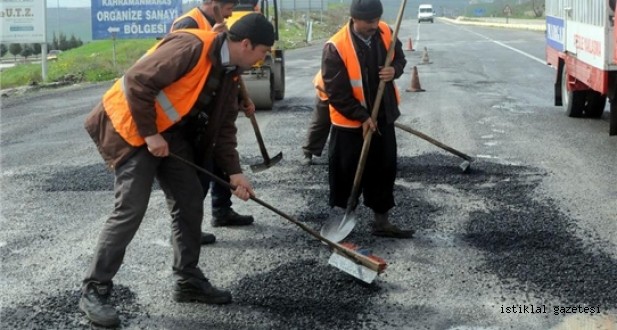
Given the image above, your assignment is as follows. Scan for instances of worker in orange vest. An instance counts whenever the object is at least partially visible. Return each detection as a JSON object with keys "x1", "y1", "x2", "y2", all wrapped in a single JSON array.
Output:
[
  {"x1": 172, "y1": 0, "x2": 257, "y2": 245},
  {"x1": 80, "y1": 14, "x2": 274, "y2": 327},
  {"x1": 172, "y1": 0, "x2": 238, "y2": 33},
  {"x1": 321, "y1": 0, "x2": 414, "y2": 239},
  {"x1": 301, "y1": 70, "x2": 331, "y2": 165}
]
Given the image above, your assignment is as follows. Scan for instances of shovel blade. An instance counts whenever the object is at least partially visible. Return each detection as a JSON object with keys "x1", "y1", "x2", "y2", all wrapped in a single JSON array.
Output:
[
  {"x1": 320, "y1": 212, "x2": 357, "y2": 243},
  {"x1": 328, "y1": 252, "x2": 378, "y2": 284},
  {"x1": 459, "y1": 160, "x2": 471, "y2": 173},
  {"x1": 250, "y1": 152, "x2": 283, "y2": 173}
]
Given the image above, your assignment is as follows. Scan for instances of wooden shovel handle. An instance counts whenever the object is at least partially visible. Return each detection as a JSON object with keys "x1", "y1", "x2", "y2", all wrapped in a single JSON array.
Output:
[
  {"x1": 346, "y1": 0, "x2": 408, "y2": 212},
  {"x1": 213, "y1": 5, "x2": 271, "y2": 161},
  {"x1": 169, "y1": 152, "x2": 381, "y2": 272}
]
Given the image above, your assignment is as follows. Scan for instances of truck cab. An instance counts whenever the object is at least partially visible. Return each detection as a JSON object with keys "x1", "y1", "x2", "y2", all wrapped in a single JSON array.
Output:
[{"x1": 545, "y1": 0, "x2": 617, "y2": 135}]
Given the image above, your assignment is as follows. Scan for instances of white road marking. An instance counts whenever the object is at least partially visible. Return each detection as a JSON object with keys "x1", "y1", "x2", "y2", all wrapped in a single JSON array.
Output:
[
  {"x1": 444, "y1": 21, "x2": 546, "y2": 65},
  {"x1": 481, "y1": 36, "x2": 546, "y2": 65}
]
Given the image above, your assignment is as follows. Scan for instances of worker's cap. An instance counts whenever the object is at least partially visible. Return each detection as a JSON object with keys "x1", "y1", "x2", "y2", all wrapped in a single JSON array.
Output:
[
  {"x1": 229, "y1": 13, "x2": 275, "y2": 47},
  {"x1": 350, "y1": 0, "x2": 383, "y2": 20}
]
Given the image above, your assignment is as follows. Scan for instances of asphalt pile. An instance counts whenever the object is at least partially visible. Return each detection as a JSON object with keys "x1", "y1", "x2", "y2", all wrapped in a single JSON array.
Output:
[
  {"x1": 399, "y1": 153, "x2": 617, "y2": 308},
  {"x1": 1, "y1": 285, "x2": 141, "y2": 330},
  {"x1": 4, "y1": 150, "x2": 616, "y2": 328},
  {"x1": 235, "y1": 259, "x2": 382, "y2": 329}
]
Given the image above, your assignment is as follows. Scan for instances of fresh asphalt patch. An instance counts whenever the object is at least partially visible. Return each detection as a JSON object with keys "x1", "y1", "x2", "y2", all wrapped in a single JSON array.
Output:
[
  {"x1": 0, "y1": 285, "x2": 142, "y2": 330},
  {"x1": 402, "y1": 153, "x2": 617, "y2": 310},
  {"x1": 2, "y1": 151, "x2": 615, "y2": 328}
]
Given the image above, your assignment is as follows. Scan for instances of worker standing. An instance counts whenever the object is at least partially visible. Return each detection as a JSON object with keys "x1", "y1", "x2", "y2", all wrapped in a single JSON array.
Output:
[
  {"x1": 172, "y1": 0, "x2": 256, "y2": 247},
  {"x1": 301, "y1": 70, "x2": 331, "y2": 165},
  {"x1": 322, "y1": 0, "x2": 414, "y2": 238},
  {"x1": 79, "y1": 14, "x2": 275, "y2": 327}
]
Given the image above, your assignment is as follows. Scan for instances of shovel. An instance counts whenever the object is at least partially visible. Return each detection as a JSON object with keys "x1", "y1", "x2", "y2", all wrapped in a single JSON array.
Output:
[
  {"x1": 240, "y1": 79, "x2": 283, "y2": 173},
  {"x1": 320, "y1": 0, "x2": 408, "y2": 243},
  {"x1": 169, "y1": 152, "x2": 386, "y2": 283},
  {"x1": 394, "y1": 122, "x2": 474, "y2": 173},
  {"x1": 213, "y1": 5, "x2": 282, "y2": 173}
]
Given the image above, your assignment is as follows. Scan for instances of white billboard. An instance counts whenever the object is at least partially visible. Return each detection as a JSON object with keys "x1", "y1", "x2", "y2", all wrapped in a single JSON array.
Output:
[{"x1": 0, "y1": 0, "x2": 46, "y2": 43}]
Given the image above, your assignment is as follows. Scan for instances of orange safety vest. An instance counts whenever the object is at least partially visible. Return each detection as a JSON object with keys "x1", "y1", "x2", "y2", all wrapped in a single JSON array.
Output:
[
  {"x1": 102, "y1": 29, "x2": 216, "y2": 147},
  {"x1": 171, "y1": 7, "x2": 212, "y2": 32},
  {"x1": 313, "y1": 70, "x2": 328, "y2": 101},
  {"x1": 326, "y1": 21, "x2": 400, "y2": 128}
]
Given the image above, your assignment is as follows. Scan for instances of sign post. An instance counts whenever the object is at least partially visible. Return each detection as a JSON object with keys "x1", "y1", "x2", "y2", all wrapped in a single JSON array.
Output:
[
  {"x1": 107, "y1": 26, "x2": 120, "y2": 71},
  {"x1": 0, "y1": 0, "x2": 48, "y2": 81}
]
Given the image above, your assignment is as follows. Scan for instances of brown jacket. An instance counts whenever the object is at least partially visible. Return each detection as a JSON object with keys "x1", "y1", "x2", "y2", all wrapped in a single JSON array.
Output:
[
  {"x1": 321, "y1": 20, "x2": 406, "y2": 127},
  {"x1": 84, "y1": 32, "x2": 242, "y2": 174}
]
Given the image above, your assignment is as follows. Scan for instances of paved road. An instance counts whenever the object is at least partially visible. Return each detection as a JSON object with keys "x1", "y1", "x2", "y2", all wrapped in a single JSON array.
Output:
[{"x1": 1, "y1": 18, "x2": 616, "y2": 329}]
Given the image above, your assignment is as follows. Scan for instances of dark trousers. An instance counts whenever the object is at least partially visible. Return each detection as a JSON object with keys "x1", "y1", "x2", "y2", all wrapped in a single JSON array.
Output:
[
  {"x1": 301, "y1": 97, "x2": 331, "y2": 157},
  {"x1": 198, "y1": 160, "x2": 232, "y2": 216},
  {"x1": 83, "y1": 132, "x2": 207, "y2": 289},
  {"x1": 328, "y1": 123, "x2": 397, "y2": 214}
]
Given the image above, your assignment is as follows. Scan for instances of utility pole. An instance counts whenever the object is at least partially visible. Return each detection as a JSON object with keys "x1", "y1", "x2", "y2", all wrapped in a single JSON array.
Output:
[{"x1": 56, "y1": 0, "x2": 60, "y2": 49}]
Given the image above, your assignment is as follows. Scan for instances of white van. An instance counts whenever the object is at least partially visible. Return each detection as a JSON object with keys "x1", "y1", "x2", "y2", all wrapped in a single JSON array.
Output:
[{"x1": 418, "y1": 4, "x2": 435, "y2": 23}]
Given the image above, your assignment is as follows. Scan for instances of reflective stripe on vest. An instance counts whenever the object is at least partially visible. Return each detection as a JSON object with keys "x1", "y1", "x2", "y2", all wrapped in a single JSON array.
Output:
[
  {"x1": 119, "y1": 77, "x2": 180, "y2": 123},
  {"x1": 171, "y1": 7, "x2": 212, "y2": 32},
  {"x1": 327, "y1": 21, "x2": 400, "y2": 128},
  {"x1": 102, "y1": 29, "x2": 216, "y2": 147}
]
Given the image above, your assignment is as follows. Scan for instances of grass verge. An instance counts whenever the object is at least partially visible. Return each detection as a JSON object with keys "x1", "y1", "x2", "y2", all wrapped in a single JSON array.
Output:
[{"x1": 1, "y1": 5, "x2": 349, "y2": 90}]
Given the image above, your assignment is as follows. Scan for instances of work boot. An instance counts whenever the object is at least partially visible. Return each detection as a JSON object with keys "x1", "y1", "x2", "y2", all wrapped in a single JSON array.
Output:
[
  {"x1": 201, "y1": 232, "x2": 216, "y2": 245},
  {"x1": 172, "y1": 278, "x2": 232, "y2": 304},
  {"x1": 211, "y1": 208, "x2": 254, "y2": 227},
  {"x1": 301, "y1": 152, "x2": 312, "y2": 166},
  {"x1": 79, "y1": 283, "x2": 120, "y2": 327},
  {"x1": 372, "y1": 212, "x2": 415, "y2": 239}
]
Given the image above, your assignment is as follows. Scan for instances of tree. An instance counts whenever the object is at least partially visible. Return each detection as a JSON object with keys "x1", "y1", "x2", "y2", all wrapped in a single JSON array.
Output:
[
  {"x1": 31, "y1": 43, "x2": 41, "y2": 55},
  {"x1": 58, "y1": 32, "x2": 69, "y2": 51},
  {"x1": 9, "y1": 43, "x2": 22, "y2": 61},
  {"x1": 531, "y1": 0, "x2": 544, "y2": 17},
  {"x1": 20, "y1": 45, "x2": 33, "y2": 61},
  {"x1": 0, "y1": 44, "x2": 7, "y2": 57},
  {"x1": 68, "y1": 35, "x2": 79, "y2": 49},
  {"x1": 51, "y1": 33, "x2": 59, "y2": 50}
]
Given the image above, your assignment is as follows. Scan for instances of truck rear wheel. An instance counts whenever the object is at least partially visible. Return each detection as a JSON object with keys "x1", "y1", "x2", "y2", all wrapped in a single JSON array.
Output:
[
  {"x1": 610, "y1": 100, "x2": 617, "y2": 136},
  {"x1": 561, "y1": 67, "x2": 585, "y2": 117},
  {"x1": 584, "y1": 91, "x2": 606, "y2": 118}
]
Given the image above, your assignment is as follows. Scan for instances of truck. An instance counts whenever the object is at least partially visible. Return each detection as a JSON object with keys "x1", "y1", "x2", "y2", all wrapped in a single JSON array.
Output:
[
  {"x1": 545, "y1": 0, "x2": 617, "y2": 135},
  {"x1": 228, "y1": 0, "x2": 285, "y2": 110},
  {"x1": 418, "y1": 4, "x2": 435, "y2": 23}
]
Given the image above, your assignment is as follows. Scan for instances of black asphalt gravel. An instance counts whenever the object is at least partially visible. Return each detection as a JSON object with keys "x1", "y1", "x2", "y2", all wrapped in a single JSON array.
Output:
[{"x1": 3, "y1": 149, "x2": 615, "y2": 328}]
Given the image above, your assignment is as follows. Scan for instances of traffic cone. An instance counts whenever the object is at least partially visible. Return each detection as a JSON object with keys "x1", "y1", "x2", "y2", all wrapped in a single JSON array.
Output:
[
  {"x1": 421, "y1": 47, "x2": 431, "y2": 64},
  {"x1": 405, "y1": 66, "x2": 425, "y2": 92},
  {"x1": 405, "y1": 37, "x2": 415, "y2": 51}
]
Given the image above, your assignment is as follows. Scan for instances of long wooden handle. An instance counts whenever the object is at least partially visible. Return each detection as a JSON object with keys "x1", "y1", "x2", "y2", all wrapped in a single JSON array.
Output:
[
  {"x1": 394, "y1": 122, "x2": 474, "y2": 161},
  {"x1": 212, "y1": 4, "x2": 225, "y2": 24},
  {"x1": 249, "y1": 115, "x2": 271, "y2": 162},
  {"x1": 238, "y1": 79, "x2": 271, "y2": 162},
  {"x1": 169, "y1": 152, "x2": 381, "y2": 272},
  {"x1": 214, "y1": 5, "x2": 271, "y2": 162},
  {"x1": 345, "y1": 0, "x2": 408, "y2": 212},
  {"x1": 369, "y1": 0, "x2": 407, "y2": 122}
]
